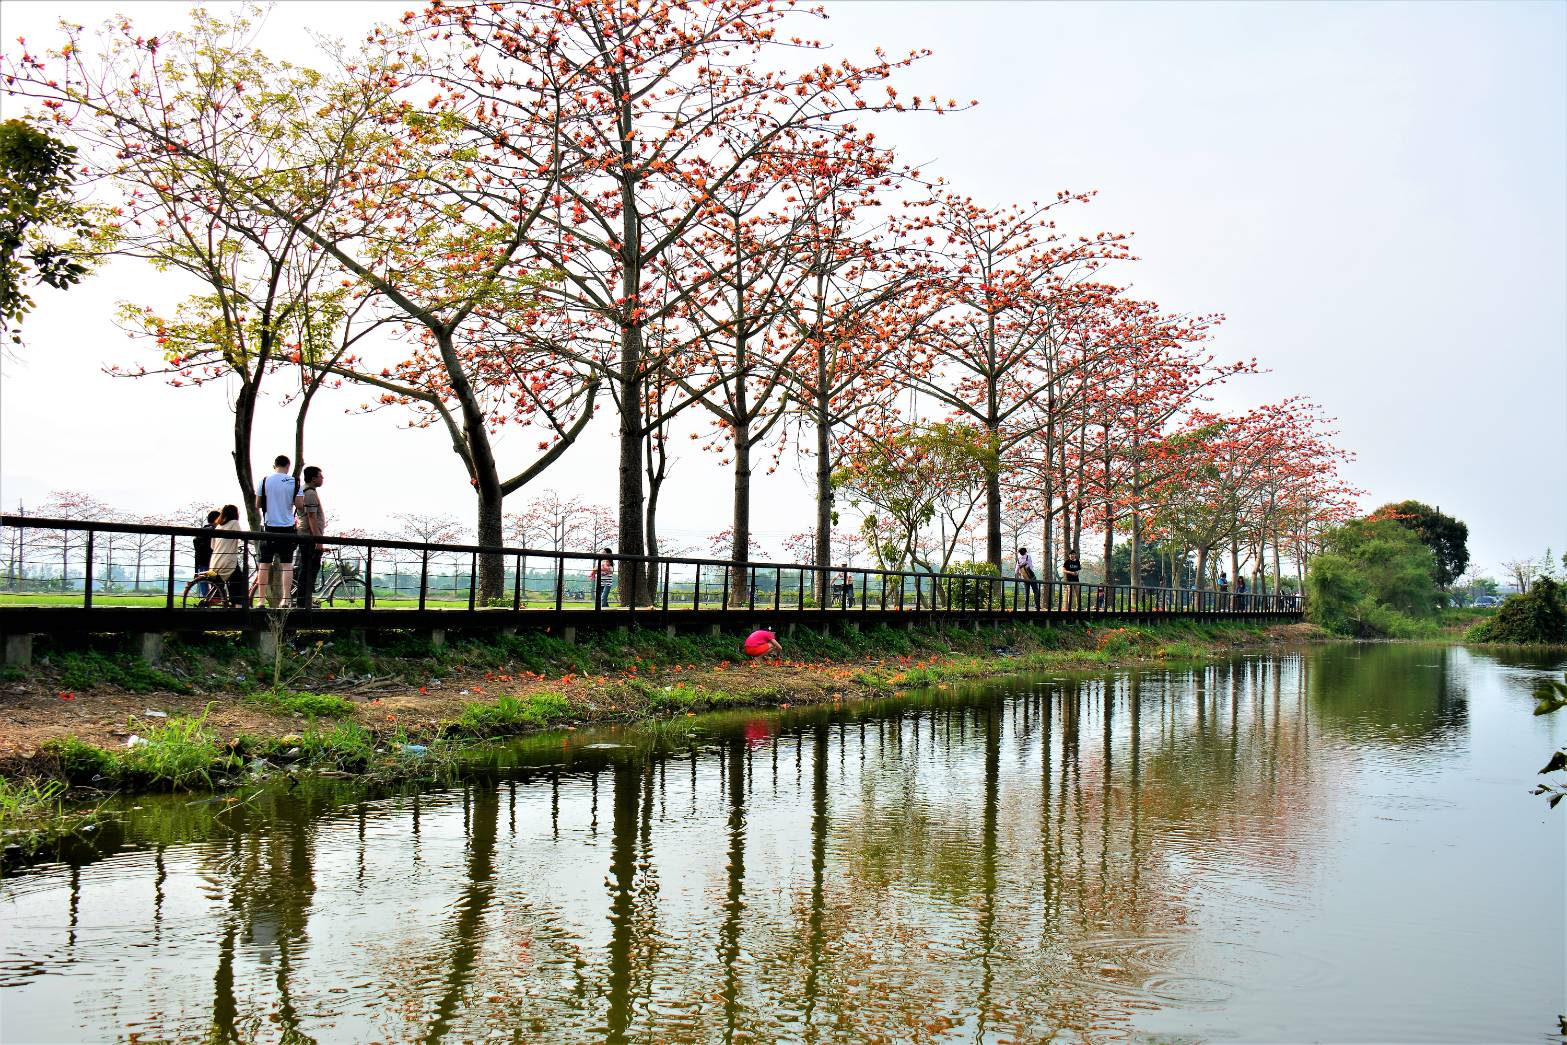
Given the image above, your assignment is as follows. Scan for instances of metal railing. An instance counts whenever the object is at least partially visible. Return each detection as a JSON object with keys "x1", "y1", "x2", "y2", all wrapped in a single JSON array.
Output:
[{"x1": 0, "y1": 515, "x2": 1304, "y2": 622}]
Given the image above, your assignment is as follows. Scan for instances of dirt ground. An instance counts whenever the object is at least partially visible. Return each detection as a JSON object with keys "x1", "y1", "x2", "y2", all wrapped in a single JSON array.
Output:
[
  {"x1": 0, "y1": 621, "x2": 1320, "y2": 773},
  {"x1": 0, "y1": 656, "x2": 883, "y2": 767}
]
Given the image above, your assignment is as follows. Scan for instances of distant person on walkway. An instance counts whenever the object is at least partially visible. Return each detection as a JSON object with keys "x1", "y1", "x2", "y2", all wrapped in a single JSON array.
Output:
[
  {"x1": 592, "y1": 547, "x2": 615, "y2": 608},
  {"x1": 743, "y1": 627, "x2": 783, "y2": 661},
  {"x1": 294, "y1": 465, "x2": 327, "y2": 609},
  {"x1": 1015, "y1": 546, "x2": 1040, "y2": 610},
  {"x1": 209, "y1": 504, "x2": 246, "y2": 606},
  {"x1": 254, "y1": 455, "x2": 299, "y2": 608},
  {"x1": 1217, "y1": 571, "x2": 1229, "y2": 611},
  {"x1": 1062, "y1": 548, "x2": 1081, "y2": 608},
  {"x1": 1236, "y1": 574, "x2": 1248, "y2": 611},
  {"x1": 833, "y1": 563, "x2": 853, "y2": 609},
  {"x1": 193, "y1": 509, "x2": 219, "y2": 596}
]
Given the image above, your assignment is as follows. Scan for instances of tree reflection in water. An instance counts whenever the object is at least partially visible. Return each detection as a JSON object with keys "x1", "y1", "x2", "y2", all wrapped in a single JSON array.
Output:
[{"x1": 12, "y1": 646, "x2": 1555, "y2": 1044}]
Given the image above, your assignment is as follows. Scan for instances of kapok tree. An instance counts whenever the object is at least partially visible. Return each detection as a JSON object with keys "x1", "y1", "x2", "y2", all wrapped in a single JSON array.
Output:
[
  {"x1": 776, "y1": 132, "x2": 934, "y2": 592},
  {"x1": 8, "y1": 12, "x2": 603, "y2": 600},
  {"x1": 899, "y1": 191, "x2": 1130, "y2": 572},
  {"x1": 6, "y1": 13, "x2": 358, "y2": 522},
  {"x1": 420, "y1": 0, "x2": 956, "y2": 603}
]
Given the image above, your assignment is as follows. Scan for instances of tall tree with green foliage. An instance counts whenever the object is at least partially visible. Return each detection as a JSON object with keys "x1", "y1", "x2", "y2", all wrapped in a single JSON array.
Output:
[
  {"x1": 1307, "y1": 517, "x2": 1440, "y2": 637},
  {"x1": 0, "y1": 120, "x2": 93, "y2": 346},
  {"x1": 1371, "y1": 500, "x2": 1469, "y2": 590}
]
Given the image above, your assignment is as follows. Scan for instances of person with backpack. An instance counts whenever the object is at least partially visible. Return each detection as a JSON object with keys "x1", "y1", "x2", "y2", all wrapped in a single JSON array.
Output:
[
  {"x1": 1015, "y1": 546, "x2": 1040, "y2": 611},
  {"x1": 254, "y1": 455, "x2": 300, "y2": 608}
]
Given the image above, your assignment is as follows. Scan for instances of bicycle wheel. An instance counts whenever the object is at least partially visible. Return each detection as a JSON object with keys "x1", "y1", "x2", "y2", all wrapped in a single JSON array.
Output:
[
  {"x1": 326, "y1": 577, "x2": 367, "y2": 607},
  {"x1": 181, "y1": 578, "x2": 205, "y2": 608}
]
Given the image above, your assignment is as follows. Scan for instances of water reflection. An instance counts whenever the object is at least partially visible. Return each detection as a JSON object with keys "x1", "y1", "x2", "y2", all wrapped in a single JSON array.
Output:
[{"x1": 2, "y1": 645, "x2": 1563, "y2": 1043}]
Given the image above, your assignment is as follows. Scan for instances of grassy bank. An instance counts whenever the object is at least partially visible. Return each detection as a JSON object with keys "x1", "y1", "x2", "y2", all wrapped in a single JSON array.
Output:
[{"x1": 0, "y1": 618, "x2": 1310, "y2": 857}]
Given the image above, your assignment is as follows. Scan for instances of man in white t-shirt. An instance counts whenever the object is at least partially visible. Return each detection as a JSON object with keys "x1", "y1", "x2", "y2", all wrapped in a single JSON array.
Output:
[{"x1": 254, "y1": 455, "x2": 300, "y2": 608}]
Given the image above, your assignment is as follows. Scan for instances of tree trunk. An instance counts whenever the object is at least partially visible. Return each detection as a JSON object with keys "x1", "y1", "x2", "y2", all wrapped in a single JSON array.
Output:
[
  {"x1": 616, "y1": 325, "x2": 648, "y2": 606},
  {"x1": 814, "y1": 380, "x2": 832, "y2": 601},
  {"x1": 643, "y1": 461, "x2": 664, "y2": 598},
  {"x1": 730, "y1": 419, "x2": 752, "y2": 604},
  {"x1": 233, "y1": 375, "x2": 260, "y2": 529}
]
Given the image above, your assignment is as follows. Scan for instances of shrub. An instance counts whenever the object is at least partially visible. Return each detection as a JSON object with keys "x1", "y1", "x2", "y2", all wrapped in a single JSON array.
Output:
[
  {"x1": 247, "y1": 690, "x2": 356, "y2": 719},
  {"x1": 41, "y1": 736, "x2": 115, "y2": 784},
  {"x1": 1468, "y1": 578, "x2": 1567, "y2": 645},
  {"x1": 54, "y1": 650, "x2": 189, "y2": 694},
  {"x1": 942, "y1": 560, "x2": 1000, "y2": 610},
  {"x1": 449, "y1": 691, "x2": 571, "y2": 737},
  {"x1": 1307, "y1": 518, "x2": 1440, "y2": 637},
  {"x1": 119, "y1": 708, "x2": 231, "y2": 790},
  {"x1": 293, "y1": 722, "x2": 376, "y2": 769}
]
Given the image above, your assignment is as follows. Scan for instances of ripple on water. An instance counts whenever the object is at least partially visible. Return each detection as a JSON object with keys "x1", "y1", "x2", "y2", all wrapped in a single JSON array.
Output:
[{"x1": 1066, "y1": 932, "x2": 1343, "y2": 1015}]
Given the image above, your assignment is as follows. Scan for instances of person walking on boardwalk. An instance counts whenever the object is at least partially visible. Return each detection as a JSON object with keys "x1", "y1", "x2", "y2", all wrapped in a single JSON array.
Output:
[
  {"x1": 743, "y1": 627, "x2": 783, "y2": 661},
  {"x1": 1015, "y1": 546, "x2": 1040, "y2": 611},
  {"x1": 254, "y1": 455, "x2": 300, "y2": 608},
  {"x1": 294, "y1": 466, "x2": 327, "y2": 609},
  {"x1": 209, "y1": 504, "x2": 246, "y2": 606},
  {"x1": 1217, "y1": 571, "x2": 1230, "y2": 611},
  {"x1": 591, "y1": 547, "x2": 615, "y2": 609},
  {"x1": 1235, "y1": 574, "x2": 1248, "y2": 611}
]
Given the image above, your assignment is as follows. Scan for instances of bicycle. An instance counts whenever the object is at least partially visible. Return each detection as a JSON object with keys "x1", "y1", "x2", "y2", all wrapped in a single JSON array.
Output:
[
  {"x1": 245, "y1": 547, "x2": 373, "y2": 608},
  {"x1": 182, "y1": 570, "x2": 237, "y2": 609},
  {"x1": 319, "y1": 549, "x2": 373, "y2": 607}
]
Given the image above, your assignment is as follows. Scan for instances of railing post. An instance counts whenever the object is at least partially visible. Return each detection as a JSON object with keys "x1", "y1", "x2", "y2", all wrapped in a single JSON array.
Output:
[
  {"x1": 555, "y1": 555, "x2": 565, "y2": 613},
  {"x1": 418, "y1": 549, "x2": 430, "y2": 612},
  {"x1": 83, "y1": 530, "x2": 94, "y2": 610},
  {"x1": 773, "y1": 568, "x2": 781, "y2": 613},
  {"x1": 693, "y1": 565, "x2": 702, "y2": 611},
  {"x1": 468, "y1": 551, "x2": 478, "y2": 612},
  {"x1": 364, "y1": 547, "x2": 374, "y2": 609},
  {"x1": 662, "y1": 562, "x2": 672, "y2": 613},
  {"x1": 513, "y1": 553, "x2": 523, "y2": 612},
  {"x1": 165, "y1": 534, "x2": 176, "y2": 610}
]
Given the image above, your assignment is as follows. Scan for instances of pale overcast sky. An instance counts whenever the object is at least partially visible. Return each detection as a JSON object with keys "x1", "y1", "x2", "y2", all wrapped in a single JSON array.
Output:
[{"x1": 1, "y1": 0, "x2": 1563, "y2": 577}]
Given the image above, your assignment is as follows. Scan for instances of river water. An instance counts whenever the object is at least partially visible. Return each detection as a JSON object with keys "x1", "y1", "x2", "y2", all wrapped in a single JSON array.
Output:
[{"x1": 2, "y1": 643, "x2": 1564, "y2": 1043}]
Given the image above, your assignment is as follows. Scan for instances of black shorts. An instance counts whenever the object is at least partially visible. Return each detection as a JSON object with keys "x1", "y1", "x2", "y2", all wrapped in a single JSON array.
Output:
[{"x1": 259, "y1": 525, "x2": 298, "y2": 565}]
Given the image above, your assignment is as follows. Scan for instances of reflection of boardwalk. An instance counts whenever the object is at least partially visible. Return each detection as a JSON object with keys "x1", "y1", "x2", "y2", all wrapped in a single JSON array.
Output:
[{"x1": 0, "y1": 515, "x2": 1302, "y2": 648}]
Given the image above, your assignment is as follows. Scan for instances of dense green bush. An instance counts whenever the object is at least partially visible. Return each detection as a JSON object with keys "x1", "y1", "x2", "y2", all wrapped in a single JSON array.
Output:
[
  {"x1": 1467, "y1": 578, "x2": 1567, "y2": 645},
  {"x1": 1307, "y1": 518, "x2": 1440, "y2": 637},
  {"x1": 942, "y1": 560, "x2": 1000, "y2": 610}
]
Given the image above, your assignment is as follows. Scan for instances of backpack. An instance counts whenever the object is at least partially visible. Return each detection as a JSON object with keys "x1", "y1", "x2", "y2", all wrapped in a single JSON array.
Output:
[{"x1": 257, "y1": 473, "x2": 298, "y2": 516}]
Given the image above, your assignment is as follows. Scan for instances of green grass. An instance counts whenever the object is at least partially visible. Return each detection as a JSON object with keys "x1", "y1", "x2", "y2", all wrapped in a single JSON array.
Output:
[
  {"x1": 40, "y1": 736, "x2": 116, "y2": 784},
  {"x1": 448, "y1": 691, "x2": 572, "y2": 738},
  {"x1": 245, "y1": 689, "x2": 356, "y2": 719},
  {"x1": 119, "y1": 708, "x2": 234, "y2": 790}
]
